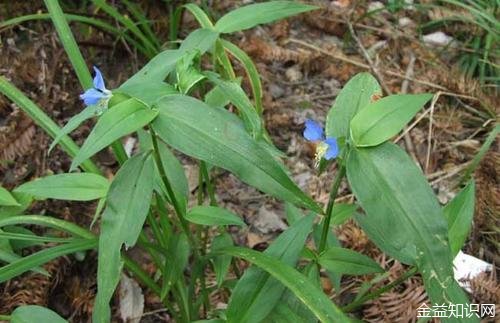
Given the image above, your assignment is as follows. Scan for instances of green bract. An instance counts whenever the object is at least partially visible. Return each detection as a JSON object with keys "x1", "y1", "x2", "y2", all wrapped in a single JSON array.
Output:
[{"x1": 350, "y1": 93, "x2": 433, "y2": 147}]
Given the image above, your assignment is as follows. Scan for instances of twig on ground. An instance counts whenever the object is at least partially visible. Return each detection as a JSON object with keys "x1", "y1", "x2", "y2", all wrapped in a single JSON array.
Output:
[
  {"x1": 400, "y1": 53, "x2": 420, "y2": 164},
  {"x1": 394, "y1": 107, "x2": 431, "y2": 143},
  {"x1": 394, "y1": 90, "x2": 483, "y2": 144},
  {"x1": 425, "y1": 92, "x2": 440, "y2": 173},
  {"x1": 347, "y1": 20, "x2": 392, "y2": 95},
  {"x1": 429, "y1": 162, "x2": 471, "y2": 186},
  {"x1": 287, "y1": 38, "x2": 482, "y2": 102}
]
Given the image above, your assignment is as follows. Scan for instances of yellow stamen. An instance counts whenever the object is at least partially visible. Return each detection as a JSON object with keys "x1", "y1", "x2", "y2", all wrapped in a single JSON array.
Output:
[{"x1": 314, "y1": 142, "x2": 328, "y2": 168}]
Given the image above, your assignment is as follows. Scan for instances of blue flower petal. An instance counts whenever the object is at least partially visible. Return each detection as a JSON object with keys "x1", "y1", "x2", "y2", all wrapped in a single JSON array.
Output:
[
  {"x1": 92, "y1": 66, "x2": 106, "y2": 91},
  {"x1": 323, "y1": 137, "x2": 339, "y2": 160},
  {"x1": 80, "y1": 88, "x2": 105, "y2": 106},
  {"x1": 304, "y1": 119, "x2": 324, "y2": 141}
]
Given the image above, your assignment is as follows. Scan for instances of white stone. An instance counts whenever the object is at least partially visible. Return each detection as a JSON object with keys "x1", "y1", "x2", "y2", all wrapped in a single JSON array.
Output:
[
  {"x1": 368, "y1": 1, "x2": 384, "y2": 12},
  {"x1": 453, "y1": 251, "x2": 493, "y2": 292},
  {"x1": 119, "y1": 274, "x2": 144, "y2": 323},
  {"x1": 398, "y1": 17, "x2": 413, "y2": 28},
  {"x1": 423, "y1": 31, "x2": 454, "y2": 47}
]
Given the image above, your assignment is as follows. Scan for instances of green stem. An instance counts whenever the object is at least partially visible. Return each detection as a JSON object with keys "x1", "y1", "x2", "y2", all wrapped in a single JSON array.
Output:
[
  {"x1": 122, "y1": 254, "x2": 161, "y2": 295},
  {"x1": 0, "y1": 315, "x2": 10, "y2": 321},
  {"x1": 169, "y1": 4, "x2": 182, "y2": 47},
  {"x1": 150, "y1": 128, "x2": 199, "y2": 255},
  {"x1": 146, "y1": 212, "x2": 168, "y2": 247},
  {"x1": 196, "y1": 163, "x2": 212, "y2": 311},
  {"x1": 318, "y1": 166, "x2": 346, "y2": 253},
  {"x1": 342, "y1": 267, "x2": 418, "y2": 312},
  {"x1": 215, "y1": 40, "x2": 236, "y2": 79},
  {"x1": 231, "y1": 258, "x2": 242, "y2": 279},
  {"x1": 111, "y1": 141, "x2": 128, "y2": 166},
  {"x1": 155, "y1": 194, "x2": 172, "y2": 238},
  {"x1": 200, "y1": 161, "x2": 217, "y2": 206},
  {"x1": 192, "y1": 257, "x2": 210, "y2": 317},
  {"x1": 176, "y1": 281, "x2": 191, "y2": 322},
  {"x1": 460, "y1": 124, "x2": 499, "y2": 185},
  {"x1": 123, "y1": 252, "x2": 180, "y2": 320},
  {"x1": 138, "y1": 231, "x2": 183, "y2": 322},
  {"x1": 197, "y1": 163, "x2": 204, "y2": 205}
]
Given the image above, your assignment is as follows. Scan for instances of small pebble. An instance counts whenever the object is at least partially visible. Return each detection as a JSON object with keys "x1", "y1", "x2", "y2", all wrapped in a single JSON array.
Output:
[
  {"x1": 285, "y1": 66, "x2": 303, "y2": 82},
  {"x1": 269, "y1": 83, "x2": 285, "y2": 99},
  {"x1": 398, "y1": 17, "x2": 414, "y2": 28},
  {"x1": 423, "y1": 31, "x2": 454, "y2": 47}
]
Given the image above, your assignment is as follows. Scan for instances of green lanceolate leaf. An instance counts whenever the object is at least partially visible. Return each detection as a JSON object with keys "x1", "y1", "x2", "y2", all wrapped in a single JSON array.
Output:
[
  {"x1": 121, "y1": 49, "x2": 182, "y2": 87},
  {"x1": 214, "y1": 1, "x2": 317, "y2": 34},
  {"x1": 91, "y1": 0, "x2": 157, "y2": 56},
  {"x1": 93, "y1": 153, "x2": 155, "y2": 323},
  {"x1": 0, "y1": 230, "x2": 78, "y2": 244},
  {"x1": 330, "y1": 203, "x2": 357, "y2": 226},
  {"x1": 183, "y1": 3, "x2": 214, "y2": 28},
  {"x1": 11, "y1": 305, "x2": 67, "y2": 323},
  {"x1": 44, "y1": 0, "x2": 93, "y2": 89},
  {"x1": 319, "y1": 247, "x2": 384, "y2": 275},
  {"x1": 0, "y1": 192, "x2": 32, "y2": 218},
  {"x1": 221, "y1": 246, "x2": 350, "y2": 323},
  {"x1": 118, "y1": 81, "x2": 177, "y2": 106},
  {"x1": 48, "y1": 104, "x2": 102, "y2": 154},
  {"x1": 0, "y1": 249, "x2": 48, "y2": 276},
  {"x1": 179, "y1": 28, "x2": 218, "y2": 53},
  {"x1": 0, "y1": 187, "x2": 19, "y2": 206},
  {"x1": 284, "y1": 202, "x2": 303, "y2": 225},
  {"x1": 205, "y1": 72, "x2": 262, "y2": 137},
  {"x1": 444, "y1": 181, "x2": 475, "y2": 256},
  {"x1": 186, "y1": 206, "x2": 245, "y2": 227},
  {"x1": 460, "y1": 124, "x2": 499, "y2": 184},
  {"x1": 70, "y1": 99, "x2": 158, "y2": 171},
  {"x1": 0, "y1": 238, "x2": 96, "y2": 283},
  {"x1": 265, "y1": 302, "x2": 308, "y2": 323},
  {"x1": 350, "y1": 93, "x2": 433, "y2": 147},
  {"x1": 0, "y1": 215, "x2": 94, "y2": 239},
  {"x1": 226, "y1": 215, "x2": 315, "y2": 323},
  {"x1": 204, "y1": 86, "x2": 283, "y2": 158},
  {"x1": 122, "y1": 0, "x2": 160, "y2": 49},
  {"x1": 211, "y1": 232, "x2": 234, "y2": 287},
  {"x1": 347, "y1": 143, "x2": 439, "y2": 264},
  {"x1": 347, "y1": 143, "x2": 475, "y2": 322},
  {"x1": 265, "y1": 264, "x2": 321, "y2": 323},
  {"x1": 152, "y1": 95, "x2": 321, "y2": 213},
  {"x1": 122, "y1": 28, "x2": 219, "y2": 87},
  {"x1": 5, "y1": 227, "x2": 41, "y2": 251},
  {"x1": 176, "y1": 51, "x2": 205, "y2": 95},
  {"x1": 204, "y1": 85, "x2": 231, "y2": 109},
  {"x1": 161, "y1": 233, "x2": 190, "y2": 300},
  {"x1": 219, "y1": 39, "x2": 263, "y2": 114},
  {"x1": 15, "y1": 173, "x2": 109, "y2": 201},
  {"x1": 326, "y1": 72, "x2": 381, "y2": 139}
]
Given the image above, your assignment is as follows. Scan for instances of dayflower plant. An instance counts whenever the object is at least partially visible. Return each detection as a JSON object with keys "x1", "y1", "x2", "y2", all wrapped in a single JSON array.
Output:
[
  {"x1": 304, "y1": 119, "x2": 339, "y2": 166},
  {"x1": 0, "y1": 1, "x2": 480, "y2": 323},
  {"x1": 80, "y1": 66, "x2": 112, "y2": 110}
]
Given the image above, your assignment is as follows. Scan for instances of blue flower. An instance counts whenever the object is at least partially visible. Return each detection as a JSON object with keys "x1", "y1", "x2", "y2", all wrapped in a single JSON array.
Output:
[
  {"x1": 303, "y1": 119, "x2": 339, "y2": 166},
  {"x1": 79, "y1": 66, "x2": 112, "y2": 107}
]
